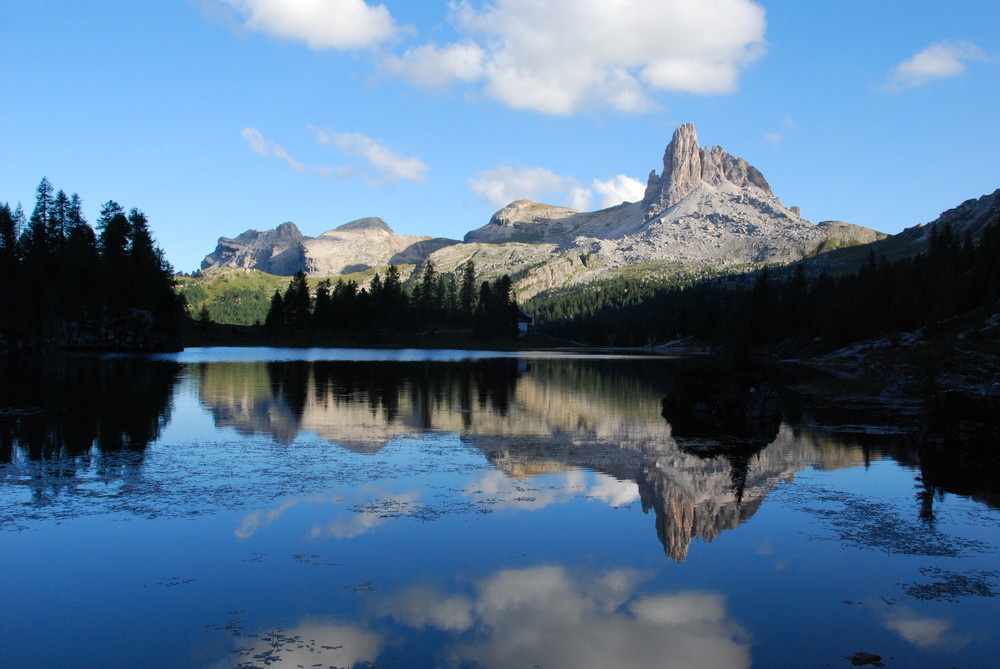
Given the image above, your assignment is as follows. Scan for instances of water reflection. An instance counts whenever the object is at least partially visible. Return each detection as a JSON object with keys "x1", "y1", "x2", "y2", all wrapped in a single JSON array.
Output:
[
  {"x1": 883, "y1": 608, "x2": 967, "y2": 651},
  {"x1": 3, "y1": 351, "x2": 999, "y2": 668},
  {"x1": 210, "y1": 619, "x2": 383, "y2": 669},
  {"x1": 0, "y1": 355, "x2": 180, "y2": 461},
  {"x1": 191, "y1": 357, "x2": 927, "y2": 561},
  {"x1": 385, "y1": 567, "x2": 750, "y2": 669},
  {"x1": 212, "y1": 566, "x2": 751, "y2": 669}
]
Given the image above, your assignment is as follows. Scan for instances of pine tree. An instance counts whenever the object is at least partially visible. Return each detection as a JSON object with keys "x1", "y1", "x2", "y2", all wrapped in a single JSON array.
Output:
[
  {"x1": 314, "y1": 278, "x2": 333, "y2": 327},
  {"x1": 0, "y1": 202, "x2": 21, "y2": 272},
  {"x1": 24, "y1": 177, "x2": 56, "y2": 268},
  {"x1": 418, "y1": 258, "x2": 438, "y2": 323},
  {"x1": 265, "y1": 290, "x2": 285, "y2": 330},
  {"x1": 97, "y1": 201, "x2": 130, "y2": 263},
  {"x1": 283, "y1": 270, "x2": 311, "y2": 328},
  {"x1": 460, "y1": 260, "x2": 477, "y2": 323}
]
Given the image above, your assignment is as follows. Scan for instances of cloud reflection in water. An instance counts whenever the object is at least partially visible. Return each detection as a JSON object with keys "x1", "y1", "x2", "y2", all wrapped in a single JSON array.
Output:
[{"x1": 384, "y1": 566, "x2": 751, "y2": 669}]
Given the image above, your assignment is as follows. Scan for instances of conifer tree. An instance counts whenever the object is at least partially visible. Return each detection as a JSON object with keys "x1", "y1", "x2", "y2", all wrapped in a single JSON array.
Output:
[
  {"x1": 418, "y1": 258, "x2": 438, "y2": 322},
  {"x1": 283, "y1": 270, "x2": 311, "y2": 328},
  {"x1": 314, "y1": 278, "x2": 333, "y2": 327},
  {"x1": 24, "y1": 177, "x2": 56, "y2": 267},
  {"x1": 460, "y1": 260, "x2": 477, "y2": 322},
  {"x1": 265, "y1": 290, "x2": 285, "y2": 330},
  {"x1": 0, "y1": 202, "x2": 21, "y2": 273}
]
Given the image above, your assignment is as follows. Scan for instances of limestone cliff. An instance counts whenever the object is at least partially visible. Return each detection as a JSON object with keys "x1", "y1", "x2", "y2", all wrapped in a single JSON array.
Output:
[
  {"x1": 302, "y1": 218, "x2": 456, "y2": 276},
  {"x1": 201, "y1": 221, "x2": 306, "y2": 275},
  {"x1": 202, "y1": 124, "x2": 886, "y2": 296},
  {"x1": 202, "y1": 218, "x2": 458, "y2": 277},
  {"x1": 462, "y1": 123, "x2": 884, "y2": 269}
]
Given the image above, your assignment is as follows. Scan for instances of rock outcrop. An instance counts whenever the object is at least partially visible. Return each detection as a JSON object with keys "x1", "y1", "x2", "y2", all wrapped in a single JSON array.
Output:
[
  {"x1": 458, "y1": 124, "x2": 885, "y2": 292},
  {"x1": 303, "y1": 218, "x2": 456, "y2": 276},
  {"x1": 202, "y1": 124, "x2": 886, "y2": 296},
  {"x1": 201, "y1": 221, "x2": 306, "y2": 275},
  {"x1": 641, "y1": 122, "x2": 772, "y2": 219},
  {"x1": 203, "y1": 218, "x2": 458, "y2": 277}
]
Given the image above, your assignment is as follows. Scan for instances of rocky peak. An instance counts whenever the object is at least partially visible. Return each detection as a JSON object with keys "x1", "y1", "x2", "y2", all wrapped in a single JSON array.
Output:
[
  {"x1": 488, "y1": 200, "x2": 579, "y2": 228},
  {"x1": 272, "y1": 221, "x2": 303, "y2": 239},
  {"x1": 201, "y1": 222, "x2": 308, "y2": 274},
  {"x1": 642, "y1": 123, "x2": 773, "y2": 220},
  {"x1": 334, "y1": 217, "x2": 394, "y2": 234}
]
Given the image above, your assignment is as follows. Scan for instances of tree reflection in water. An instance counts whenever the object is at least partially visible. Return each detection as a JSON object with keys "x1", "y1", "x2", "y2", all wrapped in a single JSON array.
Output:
[{"x1": 0, "y1": 355, "x2": 180, "y2": 507}]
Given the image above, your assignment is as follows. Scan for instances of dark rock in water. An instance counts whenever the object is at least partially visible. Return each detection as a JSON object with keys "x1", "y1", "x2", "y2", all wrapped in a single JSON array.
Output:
[
  {"x1": 661, "y1": 369, "x2": 782, "y2": 453},
  {"x1": 846, "y1": 651, "x2": 884, "y2": 666}
]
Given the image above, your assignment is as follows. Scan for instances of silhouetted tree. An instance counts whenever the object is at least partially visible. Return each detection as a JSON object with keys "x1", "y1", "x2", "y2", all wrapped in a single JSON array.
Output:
[
  {"x1": 313, "y1": 278, "x2": 333, "y2": 327},
  {"x1": 283, "y1": 270, "x2": 311, "y2": 328},
  {"x1": 460, "y1": 260, "x2": 477, "y2": 322},
  {"x1": 265, "y1": 290, "x2": 285, "y2": 330}
]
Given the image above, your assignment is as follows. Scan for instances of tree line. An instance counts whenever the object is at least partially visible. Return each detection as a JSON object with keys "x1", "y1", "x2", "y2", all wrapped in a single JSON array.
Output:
[
  {"x1": 259, "y1": 259, "x2": 524, "y2": 338},
  {"x1": 1, "y1": 177, "x2": 184, "y2": 350},
  {"x1": 533, "y1": 218, "x2": 1000, "y2": 351}
]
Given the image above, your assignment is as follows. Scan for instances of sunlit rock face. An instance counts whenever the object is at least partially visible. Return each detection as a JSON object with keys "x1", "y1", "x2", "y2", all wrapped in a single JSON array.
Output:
[
  {"x1": 202, "y1": 217, "x2": 458, "y2": 277},
  {"x1": 462, "y1": 124, "x2": 883, "y2": 263},
  {"x1": 200, "y1": 221, "x2": 306, "y2": 274},
  {"x1": 302, "y1": 218, "x2": 456, "y2": 276},
  {"x1": 200, "y1": 125, "x2": 884, "y2": 297}
]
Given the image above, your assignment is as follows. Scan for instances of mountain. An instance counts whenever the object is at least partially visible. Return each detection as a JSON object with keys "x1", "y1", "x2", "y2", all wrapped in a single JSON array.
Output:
[
  {"x1": 302, "y1": 217, "x2": 456, "y2": 275},
  {"x1": 201, "y1": 124, "x2": 884, "y2": 298},
  {"x1": 854, "y1": 187, "x2": 1000, "y2": 261},
  {"x1": 202, "y1": 218, "x2": 457, "y2": 276},
  {"x1": 464, "y1": 123, "x2": 881, "y2": 264},
  {"x1": 201, "y1": 221, "x2": 307, "y2": 275}
]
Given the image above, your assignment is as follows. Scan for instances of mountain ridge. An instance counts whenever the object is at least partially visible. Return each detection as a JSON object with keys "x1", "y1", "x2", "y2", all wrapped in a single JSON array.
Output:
[{"x1": 201, "y1": 124, "x2": 886, "y2": 297}]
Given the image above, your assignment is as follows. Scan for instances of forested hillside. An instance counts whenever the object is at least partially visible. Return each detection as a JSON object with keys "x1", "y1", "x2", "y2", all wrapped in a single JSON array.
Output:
[
  {"x1": 190, "y1": 260, "x2": 525, "y2": 342},
  {"x1": 532, "y1": 219, "x2": 1000, "y2": 353},
  {"x1": 0, "y1": 178, "x2": 185, "y2": 351}
]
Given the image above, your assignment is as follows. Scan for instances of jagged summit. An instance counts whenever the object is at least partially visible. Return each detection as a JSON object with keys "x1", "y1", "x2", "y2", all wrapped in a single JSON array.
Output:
[
  {"x1": 202, "y1": 124, "x2": 886, "y2": 297},
  {"x1": 201, "y1": 221, "x2": 306, "y2": 274},
  {"x1": 641, "y1": 123, "x2": 772, "y2": 219},
  {"x1": 462, "y1": 123, "x2": 879, "y2": 270}
]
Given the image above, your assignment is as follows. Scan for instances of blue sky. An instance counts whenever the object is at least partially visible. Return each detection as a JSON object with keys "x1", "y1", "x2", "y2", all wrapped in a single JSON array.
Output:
[{"x1": 1, "y1": 1, "x2": 997, "y2": 272}]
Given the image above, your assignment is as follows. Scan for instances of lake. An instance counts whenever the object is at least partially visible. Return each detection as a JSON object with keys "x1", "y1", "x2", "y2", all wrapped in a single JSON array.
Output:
[{"x1": 1, "y1": 348, "x2": 998, "y2": 668}]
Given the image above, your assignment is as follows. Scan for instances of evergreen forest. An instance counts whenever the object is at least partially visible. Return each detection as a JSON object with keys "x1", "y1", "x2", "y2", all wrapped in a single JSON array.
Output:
[
  {"x1": 255, "y1": 260, "x2": 524, "y2": 340},
  {"x1": 530, "y1": 218, "x2": 1000, "y2": 353},
  {"x1": 0, "y1": 178, "x2": 185, "y2": 351}
]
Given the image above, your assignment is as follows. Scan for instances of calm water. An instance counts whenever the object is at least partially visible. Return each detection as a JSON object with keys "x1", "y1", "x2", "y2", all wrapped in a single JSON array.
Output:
[{"x1": 1, "y1": 348, "x2": 998, "y2": 669}]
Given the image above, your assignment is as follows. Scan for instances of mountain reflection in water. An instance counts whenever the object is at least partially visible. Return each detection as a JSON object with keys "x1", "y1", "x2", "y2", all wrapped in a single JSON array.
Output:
[
  {"x1": 2, "y1": 350, "x2": 999, "y2": 668},
  {"x1": 189, "y1": 356, "x2": 913, "y2": 561}
]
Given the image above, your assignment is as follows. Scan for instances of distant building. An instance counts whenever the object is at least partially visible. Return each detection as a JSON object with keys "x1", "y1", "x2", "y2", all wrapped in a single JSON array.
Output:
[{"x1": 517, "y1": 308, "x2": 533, "y2": 334}]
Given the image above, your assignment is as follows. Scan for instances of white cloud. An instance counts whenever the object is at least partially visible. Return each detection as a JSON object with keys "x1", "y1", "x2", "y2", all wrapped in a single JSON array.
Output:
[
  {"x1": 469, "y1": 166, "x2": 645, "y2": 211},
  {"x1": 763, "y1": 116, "x2": 797, "y2": 145},
  {"x1": 222, "y1": 0, "x2": 399, "y2": 49},
  {"x1": 883, "y1": 40, "x2": 987, "y2": 91},
  {"x1": 386, "y1": 0, "x2": 767, "y2": 114},
  {"x1": 241, "y1": 127, "x2": 306, "y2": 171},
  {"x1": 592, "y1": 175, "x2": 646, "y2": 209},
  {"x1": 380, "y1": 41, "x2": 486, "y2": 88},
  {"x1": 469, "y1": 165, "x2": 585, "y2": 209},
  {"x1": 309, "y1": 126, "x2": 429, "y2": 184}
]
